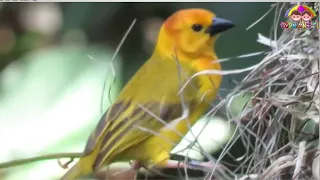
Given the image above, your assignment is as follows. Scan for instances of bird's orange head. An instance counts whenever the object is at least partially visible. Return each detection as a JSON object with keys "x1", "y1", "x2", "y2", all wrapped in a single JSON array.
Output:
[{"x1": 154, "y1": 8, "x2": 234, "y2": 61}]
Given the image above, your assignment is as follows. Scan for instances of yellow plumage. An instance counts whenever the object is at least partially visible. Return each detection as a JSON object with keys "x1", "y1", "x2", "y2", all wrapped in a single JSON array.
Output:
[{"x1": 60, "y1": 8, "x2": 234, "y2": 180}]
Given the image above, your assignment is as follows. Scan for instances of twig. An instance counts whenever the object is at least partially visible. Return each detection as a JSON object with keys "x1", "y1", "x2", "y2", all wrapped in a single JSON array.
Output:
[
  {"x1": 0, "y1": 153, "x2": 81, "y2": 169},
  {"x1": 246, "y1": 4, "x2": 275, "y2": 31},
  {"x1": 100, "y1": 19, "x2": 137, "y2": 113},
  {"x1": 292, "y1": 141, "x2": 306, "y2": 180},
  {"x1": 318, "y1": 2, "x2": 320, "y2": 151}
]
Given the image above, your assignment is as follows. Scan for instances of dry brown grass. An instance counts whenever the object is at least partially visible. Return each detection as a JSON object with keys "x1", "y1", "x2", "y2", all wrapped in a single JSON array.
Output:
[{"x1": 199, "y1": 2, "x2": 320, "y2": 180}]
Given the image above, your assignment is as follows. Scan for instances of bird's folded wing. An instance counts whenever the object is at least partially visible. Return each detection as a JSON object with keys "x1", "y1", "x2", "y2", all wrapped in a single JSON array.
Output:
[
  {"x1": 90, "y1": 97, "x2": 196, "y2": 168},
  {"x1": 82, "y1": 58, "x2": 199, "y2": 169}
]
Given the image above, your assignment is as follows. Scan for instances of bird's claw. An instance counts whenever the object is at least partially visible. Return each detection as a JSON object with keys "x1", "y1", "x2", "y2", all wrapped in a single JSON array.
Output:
[{"x1": 57, "y1": 158, "x2": 74, "y2": 169}]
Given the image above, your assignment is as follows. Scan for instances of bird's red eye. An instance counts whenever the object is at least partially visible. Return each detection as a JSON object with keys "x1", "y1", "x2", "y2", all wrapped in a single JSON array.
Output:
[{"x1": 191, "y1": 24, "x2": 203, "y2": 32}]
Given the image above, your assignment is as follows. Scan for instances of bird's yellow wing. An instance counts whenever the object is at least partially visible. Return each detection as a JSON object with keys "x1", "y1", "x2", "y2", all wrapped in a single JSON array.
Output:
[{"x1": 82, "y1": 57, "x2": 200, "y2": 169}]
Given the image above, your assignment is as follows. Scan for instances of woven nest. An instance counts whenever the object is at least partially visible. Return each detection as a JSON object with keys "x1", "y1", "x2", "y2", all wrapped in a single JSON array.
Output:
[{"x1": 202, "y1": 2, "x2": 320, "y2": 180}]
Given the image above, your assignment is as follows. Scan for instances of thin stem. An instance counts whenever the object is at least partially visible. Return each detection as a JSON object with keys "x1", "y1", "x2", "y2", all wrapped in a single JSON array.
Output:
[{"x1": 0, "y1": 152, "x2": 81, "y2": 169}]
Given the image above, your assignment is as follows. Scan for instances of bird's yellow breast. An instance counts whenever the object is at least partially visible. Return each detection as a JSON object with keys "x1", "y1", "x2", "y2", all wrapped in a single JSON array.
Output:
[{"x1": 118, "y1": 58, "x2": 222, "y2": 166}]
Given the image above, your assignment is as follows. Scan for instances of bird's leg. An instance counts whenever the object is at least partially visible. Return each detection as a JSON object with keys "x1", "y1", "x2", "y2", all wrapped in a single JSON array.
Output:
[
  {"x1": 131, "y1": 159, "x2": 221, "y2": 173},
  {"x1": 163, "y1": 159, "x2": 219, "y2": 172}
]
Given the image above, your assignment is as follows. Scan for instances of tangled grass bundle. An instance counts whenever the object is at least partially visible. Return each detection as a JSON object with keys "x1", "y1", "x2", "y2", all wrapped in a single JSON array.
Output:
[{"x1": 204, "y1": 2, "x2": 320, "y2": 180}]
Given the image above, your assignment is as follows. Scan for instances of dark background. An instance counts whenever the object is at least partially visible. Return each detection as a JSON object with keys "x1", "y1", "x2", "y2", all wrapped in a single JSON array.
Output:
[{"x1": 0, "y1": 2, "x2": 275, "y2": 90}]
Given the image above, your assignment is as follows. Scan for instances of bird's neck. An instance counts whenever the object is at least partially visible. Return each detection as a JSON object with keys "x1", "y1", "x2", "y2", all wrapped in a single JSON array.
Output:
[
  {"x1": 151, "y1": 29, "x2": 222, "y2": 101},
  {"x1": 152, "y1": 29, "x2": 220, "y2": 72}
]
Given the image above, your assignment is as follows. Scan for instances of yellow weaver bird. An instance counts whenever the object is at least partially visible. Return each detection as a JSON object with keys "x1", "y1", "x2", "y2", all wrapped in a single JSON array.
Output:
[{"x1": 60, "y1": 8, "x2": 234, "y2": 180}]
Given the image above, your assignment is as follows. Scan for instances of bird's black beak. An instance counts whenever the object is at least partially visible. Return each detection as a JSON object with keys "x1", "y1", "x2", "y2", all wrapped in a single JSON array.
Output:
[{"x1": 205, "y1": 17, "x2": 234, "y2": 36}]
